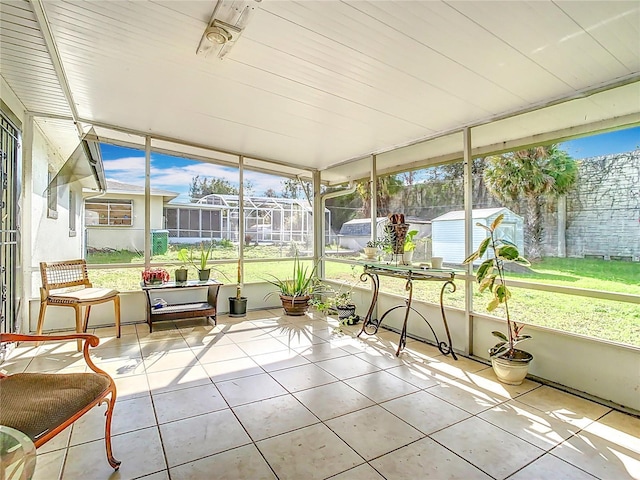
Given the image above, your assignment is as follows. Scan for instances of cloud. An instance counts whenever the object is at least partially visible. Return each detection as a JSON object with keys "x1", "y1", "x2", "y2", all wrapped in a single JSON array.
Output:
[{"x1": 103, "y1": 151, "x2": 291, "y2": 199}]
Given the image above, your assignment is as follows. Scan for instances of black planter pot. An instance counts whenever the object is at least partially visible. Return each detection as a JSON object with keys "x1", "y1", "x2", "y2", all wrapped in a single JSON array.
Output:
[
  {"x1": 229, "y1": 297, "x2": 248, "y2": 317},
  {"x1": 198, "y1": 269, "x2": 211, "y2": 281}
]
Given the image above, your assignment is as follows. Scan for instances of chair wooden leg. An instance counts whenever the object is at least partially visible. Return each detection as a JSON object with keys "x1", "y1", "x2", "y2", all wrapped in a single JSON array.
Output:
[
  {"x1": 83, "y1": 305, "x2": 92, "y2": 333},
  {"x1": 73, "y1": 305, "x2": 83, "y2": 351},
  {"x1": 103, "y1": 393, "x2": 121, "y2": 470},
  {"x1": 114, "y1": 295, "x2": 121, "y2": 338},
  {"x1": 36, "y1": 301, "x2": 47, "y2": 335}
]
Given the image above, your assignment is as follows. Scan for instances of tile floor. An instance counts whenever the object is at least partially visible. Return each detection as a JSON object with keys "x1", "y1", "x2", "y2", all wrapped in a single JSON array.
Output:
[{"x1": 4, "y1": 310, "x2": 639, "y2": 480}]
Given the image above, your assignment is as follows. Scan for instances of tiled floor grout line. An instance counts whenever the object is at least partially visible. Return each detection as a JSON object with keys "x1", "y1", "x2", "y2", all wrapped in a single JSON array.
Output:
[{"x1": 29, "y1": 319, "x2": 634, "y2": 480}]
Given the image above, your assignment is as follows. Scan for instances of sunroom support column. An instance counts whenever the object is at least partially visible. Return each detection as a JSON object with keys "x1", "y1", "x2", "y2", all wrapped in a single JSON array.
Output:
[
  {"x1": 370, "y1": 155, "x2": 377, "y2": 240},
  {"x1": 463, "y1": 127, "x2": 473, "y2": 356},
  {"x1": 21, "y1": 114, "x2": 34, "y2": 333},
  {"x1": 238, "y1": 156, "x2": 245, "y2": 281},
  {"x1": 312, "y1": 171, "x2": 323, "y2": 279},
  {"x1": 144, "y1": 136, "x2": 151, "y2": 268},
  {"x1": 370, "y1": 155, "x2": 378, "y2": 320}
]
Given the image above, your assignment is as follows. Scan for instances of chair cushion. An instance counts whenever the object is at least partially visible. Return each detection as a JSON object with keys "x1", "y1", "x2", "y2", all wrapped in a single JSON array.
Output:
[
  {"x1": 0, "y1": 373, "x2": 111, "y2": 442},
  {"x1": 49, "y1": 287, "x2": 118, "y2": 304}
]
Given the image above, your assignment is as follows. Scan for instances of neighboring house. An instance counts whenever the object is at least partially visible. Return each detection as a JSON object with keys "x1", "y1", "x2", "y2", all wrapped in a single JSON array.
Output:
[{"x1": 83, "y1": 180, "x2": 178, "y2": 252}]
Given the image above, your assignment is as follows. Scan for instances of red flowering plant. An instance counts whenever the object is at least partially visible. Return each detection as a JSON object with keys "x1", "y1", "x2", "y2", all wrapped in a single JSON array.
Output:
[{"x1": 142, "y1": 267, "x2": 170, "y2": 285}]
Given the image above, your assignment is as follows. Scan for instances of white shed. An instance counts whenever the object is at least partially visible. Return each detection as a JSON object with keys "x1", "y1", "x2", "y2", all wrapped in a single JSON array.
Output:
[{"x1": 431, "y1": 207, "x2": 524, "y2": 265}]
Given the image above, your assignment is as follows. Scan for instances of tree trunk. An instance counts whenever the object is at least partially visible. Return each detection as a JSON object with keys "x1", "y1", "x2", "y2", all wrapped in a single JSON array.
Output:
[{"x1": 525, "y1": 194, "x2": 543, "y2": 261}]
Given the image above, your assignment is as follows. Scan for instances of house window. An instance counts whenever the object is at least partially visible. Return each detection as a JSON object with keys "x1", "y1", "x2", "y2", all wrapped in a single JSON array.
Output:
[
  {"x1": 69, "y1": 190, "x2": 76, "y2": 236},
  {"x1": 47, "y1": 171, "x2": 58, "y2": 219},
  {"x1": 85, "y1": 199, "x2": 133, "y2": 226}
]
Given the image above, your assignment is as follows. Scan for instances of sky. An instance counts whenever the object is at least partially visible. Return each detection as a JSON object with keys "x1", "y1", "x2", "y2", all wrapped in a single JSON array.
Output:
[
  {"x1": 559, "y1": 126, "x2": 639, "y2": 159},
  {"x1": 100, "y1": 126, "x2": 640, "y2": 203},
  {"x1": 100, "y1": 146, "x2": 285, "y2": 203}
]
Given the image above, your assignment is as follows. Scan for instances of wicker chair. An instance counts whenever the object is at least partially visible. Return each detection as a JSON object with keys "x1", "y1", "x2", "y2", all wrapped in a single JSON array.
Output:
[
  {"x1": 37, "y1": 260, "x2": 121, "y2": 350},
  {"x1": 0, "y1": 333, "x2": 121, "y2": 470}
]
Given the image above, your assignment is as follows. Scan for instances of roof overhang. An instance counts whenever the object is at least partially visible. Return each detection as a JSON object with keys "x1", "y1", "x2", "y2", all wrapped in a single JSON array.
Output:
[{"x1": 47, "y1": 128, "x2": 106, "y2": 192}]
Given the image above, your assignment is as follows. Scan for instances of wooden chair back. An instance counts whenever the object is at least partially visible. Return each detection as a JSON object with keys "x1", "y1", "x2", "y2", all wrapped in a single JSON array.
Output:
[{"x1": 40, "y1": 259, "x2": 92, "y2": 297}]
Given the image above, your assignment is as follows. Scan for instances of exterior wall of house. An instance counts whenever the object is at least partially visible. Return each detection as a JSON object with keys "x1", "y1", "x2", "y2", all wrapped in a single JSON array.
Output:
[
  {"x1": 2, "y1": 80, "x2": 86, "y2": 330},
  {"x1": 29, "y1": 129, "x2": 85, "y2": 299},
  {"x1": 85, "y1": 193, "x2": 165, "y2": 251}
]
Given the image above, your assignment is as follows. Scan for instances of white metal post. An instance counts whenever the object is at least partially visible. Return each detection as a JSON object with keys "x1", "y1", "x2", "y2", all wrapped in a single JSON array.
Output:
[
  {"x1": 144, "y1": 136, "x2": 151, "y2": 268},
  {"x1": 463, "y1": 127, "x2": 473, "y2": 356},
  {"x1": 313, "y1": 171, "x2": 324, "y2": 279},
  {"x1": 238, "y1": 156, "x2": 244, "y2": 286},
  {"x1": 21, "y1": 114, "x2": 33, "y2": 333}
]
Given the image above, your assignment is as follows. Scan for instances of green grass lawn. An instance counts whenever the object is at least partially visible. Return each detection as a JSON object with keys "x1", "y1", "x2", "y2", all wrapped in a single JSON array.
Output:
[{"x1": 88, "y1": 249, "x2": 639, "y2": 347}]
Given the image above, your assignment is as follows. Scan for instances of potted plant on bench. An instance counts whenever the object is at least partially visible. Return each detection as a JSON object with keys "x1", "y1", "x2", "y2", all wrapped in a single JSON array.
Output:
[
  {"x1": 190, "y1": 242, "x2": 214, "y2": 281},
  {"x1": 175, "y1": 248, "x2": 189, "y2": 282},
  {"x1": 463, "y1": 213, "x2": 533, "y2": 385}
]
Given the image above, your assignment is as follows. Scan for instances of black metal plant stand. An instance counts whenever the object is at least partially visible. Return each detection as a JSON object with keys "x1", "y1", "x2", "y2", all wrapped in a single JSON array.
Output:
[{"x1": 357, "y1": 263, "x2": 457, "y2": 359}]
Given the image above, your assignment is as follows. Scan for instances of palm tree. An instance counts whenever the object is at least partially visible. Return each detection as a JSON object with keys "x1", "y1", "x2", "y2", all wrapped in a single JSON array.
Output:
[
  {"x1": 356, "y1": 175, "x2": 403, "y2": 217},
  {"x1": 483, "y1": 145, "x2": 577, "y2": 261}
]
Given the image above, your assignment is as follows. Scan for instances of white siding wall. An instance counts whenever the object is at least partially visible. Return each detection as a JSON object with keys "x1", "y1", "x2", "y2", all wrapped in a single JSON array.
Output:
[
  {"x1": 85, "y1": 193, "x2": 165, "y2": 251},
  {"x1": 30, "y1": 127, "x2": 84, "y2": 296}
]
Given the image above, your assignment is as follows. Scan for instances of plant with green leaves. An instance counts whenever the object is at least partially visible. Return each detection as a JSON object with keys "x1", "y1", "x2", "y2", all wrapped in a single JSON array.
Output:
[
  {"x1": 404, "y1": 229, "x2": 419, "y2": 252},
  {"x1": 264, "y1": 253, "x2": 324, "y2": 299},
  {"x1": 190, "y1": 242, "x2": 214, "y2": 271},
  {"x1": 463, "y1": 214, "x2": 531, "y2": 359},
  {"x1": 177, "y1": 248, "x2": 190, "y2": 269}
]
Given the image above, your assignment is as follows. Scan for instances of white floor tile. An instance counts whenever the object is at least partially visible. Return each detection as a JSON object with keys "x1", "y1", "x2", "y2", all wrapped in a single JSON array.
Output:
[
  {"x1": 233, "y1": 394, "x2": 319, "y2": 441},
  {"x1": 325, "y1": 405, "x2": 423, "y2": 461},
  {"x1": 431, "y1": 416, "x2": 544, "y2": 480},
  {"x1": 256, "y1": 423, "x2": 363, "y2": 479},
  {"x1": 160, "y1": 409, "x2": 251, "y2": 467}
]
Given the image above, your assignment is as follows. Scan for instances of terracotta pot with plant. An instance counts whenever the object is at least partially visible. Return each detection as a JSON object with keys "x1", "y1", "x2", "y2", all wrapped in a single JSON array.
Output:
[
  {"x1": 264, "y1": 253, "x2": 324, "y2": 316},
  {"x1": 463, "y1": 213, "x2": 533, "y2": 385},
  {"x1": 229, "y1": 259, "x2": 247, "y2": 317}
]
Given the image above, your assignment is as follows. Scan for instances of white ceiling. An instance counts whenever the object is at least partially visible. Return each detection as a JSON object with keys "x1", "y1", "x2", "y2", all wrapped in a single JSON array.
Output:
[{"x1": 1, "y1": 0, "x2": 639, "y2": 183}]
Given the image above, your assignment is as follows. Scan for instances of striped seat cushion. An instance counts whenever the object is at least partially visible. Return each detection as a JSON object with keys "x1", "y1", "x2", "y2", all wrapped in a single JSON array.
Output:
[{"x1": 0, "y1": 373, "x2": 111, "y2": 442}]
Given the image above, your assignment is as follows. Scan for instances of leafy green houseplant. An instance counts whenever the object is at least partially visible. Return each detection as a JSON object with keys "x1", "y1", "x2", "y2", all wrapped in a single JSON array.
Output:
[
  {"x1": 402, "y1": 229, "x2": 419, "y2": 265},
  {"x1": 190, "y1": 243, "x2": 214, "y2": 281},
  {"x1": 264, "y1": 253, "x2": 323, "y2": 316},
  {"x1": 312, "y1": 289, "x2": 359, "y2": 329},
  {"x1": 175, "y1": 248, "x2": 189, "y2": 282},
  {"x1": 463, "y1": 213, "x2": 533, "y2": 385}
]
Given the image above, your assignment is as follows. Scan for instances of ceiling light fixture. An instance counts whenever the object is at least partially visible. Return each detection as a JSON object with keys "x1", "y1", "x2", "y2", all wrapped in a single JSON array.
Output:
[
  {"x1": 196, "y1": 0, "x2": 259, "y2": 59},
  {"x1": 205, "y1": 25, "x2": 231, "y2": 45}
]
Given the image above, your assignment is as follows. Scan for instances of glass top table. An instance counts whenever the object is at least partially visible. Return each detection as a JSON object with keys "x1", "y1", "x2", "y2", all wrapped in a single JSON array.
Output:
[
  {"x1": 356, "y1": 262, "x2": 459, "y2": 359},
  {"x1": 0, "y1": 425, "x2": 36, "y2": 480}
]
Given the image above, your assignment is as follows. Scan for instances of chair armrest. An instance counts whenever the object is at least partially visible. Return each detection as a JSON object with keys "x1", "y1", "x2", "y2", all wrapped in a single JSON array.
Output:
[
  {"x1": 1, "y1": 333, "x2": 108, "y2": 377},
  {"x1": 1, "y1": 333, "x2": 100, "y2": 347}
]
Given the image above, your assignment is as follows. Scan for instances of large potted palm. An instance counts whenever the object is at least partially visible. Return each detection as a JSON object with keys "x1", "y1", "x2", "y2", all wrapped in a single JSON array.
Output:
[
  {"x1": 265, "y1": 253, "x2": 323, "y2": 316},
  {"x1": 463, "y1": 214, "x2": 533, "y2": 385}
]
